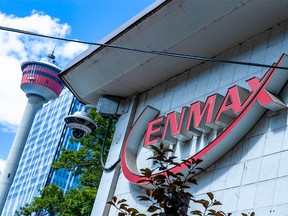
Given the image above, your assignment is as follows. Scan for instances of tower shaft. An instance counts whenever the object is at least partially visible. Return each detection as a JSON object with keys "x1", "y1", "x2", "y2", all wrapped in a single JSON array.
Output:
[{"x1": 0, "y1": 95, "x2": 45, "y2": 213}]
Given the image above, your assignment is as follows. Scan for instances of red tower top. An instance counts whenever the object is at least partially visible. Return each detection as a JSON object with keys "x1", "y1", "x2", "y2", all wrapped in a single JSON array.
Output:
[{"x1": 21, "y1": 61, "x2": 64, "y2": 102}]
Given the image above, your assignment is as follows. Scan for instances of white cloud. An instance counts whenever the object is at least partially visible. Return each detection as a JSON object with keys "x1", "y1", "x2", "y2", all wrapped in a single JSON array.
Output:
[
  {"x1": 0, "y1": 159, "x2": 6, "y2": 175},
  {"x1": 0, "y1": 11, "x2": 89, "y2": 132}
]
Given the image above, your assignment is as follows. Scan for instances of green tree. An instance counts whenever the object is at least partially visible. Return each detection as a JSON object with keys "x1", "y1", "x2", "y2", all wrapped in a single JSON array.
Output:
[
  {"x1": 16, "y1": 183, "x2": 64, "y2": 216},
  {"x1": 53, "y1": 110, "x2": 115, "y2": 187},
  {"x1": 16, "y1": 110, "x2": 116, "y2": 216},
  {"x1": 61, "y1": 186, "x2": 97, "y2": 216}
]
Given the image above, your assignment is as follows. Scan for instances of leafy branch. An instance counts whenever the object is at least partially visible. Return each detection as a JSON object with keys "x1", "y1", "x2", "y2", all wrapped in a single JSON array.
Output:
[{"x1": 108, "y1": 143, "x2": 255, "y2": 216}]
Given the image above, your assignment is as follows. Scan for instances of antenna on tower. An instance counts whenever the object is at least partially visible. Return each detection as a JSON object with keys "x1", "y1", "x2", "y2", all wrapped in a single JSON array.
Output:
[{"x1": 47, "y1": 33, "x2": 60, "y2": 64}]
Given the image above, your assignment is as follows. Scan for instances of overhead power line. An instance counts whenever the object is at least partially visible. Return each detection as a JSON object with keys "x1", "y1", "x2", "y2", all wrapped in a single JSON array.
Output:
[{"x1": 1, "y1": 25, "x2": 288, "y2": 70}]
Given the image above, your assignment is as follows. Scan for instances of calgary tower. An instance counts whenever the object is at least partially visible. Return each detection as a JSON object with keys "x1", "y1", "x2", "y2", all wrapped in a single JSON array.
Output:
[{"x1": 0, "y1": 57, "x2": 63, "y2": 212}]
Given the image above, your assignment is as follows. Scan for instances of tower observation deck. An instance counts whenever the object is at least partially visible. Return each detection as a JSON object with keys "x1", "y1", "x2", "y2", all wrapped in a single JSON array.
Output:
[
  {"x1": 0, "y1": 60, "x2": 64, "y2": 213},
  {"x1": 20, "y1": 61, "x2": 64, "y2": 101}
]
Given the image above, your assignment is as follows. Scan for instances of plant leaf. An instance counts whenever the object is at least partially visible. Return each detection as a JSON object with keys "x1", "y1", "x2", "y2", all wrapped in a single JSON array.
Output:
[
  {"x1": 137, "y1": 196, "x2": 151, "y2": 201},
  {"x1": 190, "y1": 210, "x2": 202, "y2": 215},
  {"x1": 127, "y1": 207, "x2": 139, "y2": 213},
  {"x1": 207, "y1": 192, "x2": 214, "y2": 201},
  {"x1": 147, "y1": 205, "x2": 159, "y2": 213},
  {"x1": 117, "y1": 199, "x2": 127, "y2": 204},
  {"x1": 107, "y1": 201, "x2": 115, "y2": 207}
]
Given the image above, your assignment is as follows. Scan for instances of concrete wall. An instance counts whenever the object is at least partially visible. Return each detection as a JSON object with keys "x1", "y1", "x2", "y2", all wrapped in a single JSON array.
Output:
[{"x1": 99, "y1": 19, "x2": 288, "y2": 216}]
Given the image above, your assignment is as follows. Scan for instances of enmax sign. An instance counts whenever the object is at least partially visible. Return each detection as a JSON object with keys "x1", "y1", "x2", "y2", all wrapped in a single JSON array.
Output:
[{"x1": 121, "y1": 54, "x2": 288, "y2": 186}]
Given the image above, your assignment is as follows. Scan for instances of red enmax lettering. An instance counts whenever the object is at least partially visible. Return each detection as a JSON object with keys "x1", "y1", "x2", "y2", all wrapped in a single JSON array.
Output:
[{"x1": 143, "y1": 116, "x2": 164, "y2": 147}]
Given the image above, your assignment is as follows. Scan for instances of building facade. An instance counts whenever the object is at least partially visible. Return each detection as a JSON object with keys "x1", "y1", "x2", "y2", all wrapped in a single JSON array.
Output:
[
  {"x1": 2, "y1": 88, "x2": 83, "y2": 216},
  {"x1": 59, "y1": 0, "x2": 288, "y2": 215}
]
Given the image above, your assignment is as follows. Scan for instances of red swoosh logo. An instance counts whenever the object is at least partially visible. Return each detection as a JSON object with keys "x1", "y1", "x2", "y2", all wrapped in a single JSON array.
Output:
[{"x1": 122, "y1": 54, "x2": 288, "y2": 185}]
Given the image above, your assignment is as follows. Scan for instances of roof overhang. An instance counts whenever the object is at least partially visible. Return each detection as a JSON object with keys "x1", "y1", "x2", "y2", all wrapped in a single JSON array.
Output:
[{"x1": 59, "y1": 0, "x2": 288, "y2": 104}]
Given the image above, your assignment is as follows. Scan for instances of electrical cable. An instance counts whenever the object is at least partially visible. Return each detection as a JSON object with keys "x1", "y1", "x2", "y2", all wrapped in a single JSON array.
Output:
[
  {"x1": 100, "y1": 117, "x2": 120, "y2": 172},
  {"x1": 1, "y1": 25, "x2": 288, "y2": 70}
]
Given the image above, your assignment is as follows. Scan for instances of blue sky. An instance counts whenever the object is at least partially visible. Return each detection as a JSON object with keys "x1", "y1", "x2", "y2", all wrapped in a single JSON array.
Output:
[
  {"x1": 0, "y1": 0, "x2": 156, "y2": 41},
  {"x1": 0, "y1": 0, "x2": 155, "y2": 170}
]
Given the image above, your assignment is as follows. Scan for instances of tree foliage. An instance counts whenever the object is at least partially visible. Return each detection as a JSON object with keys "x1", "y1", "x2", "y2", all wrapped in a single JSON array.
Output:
[
  {"x1": 108, "y1": 143, "x2": 255, "y2": 216},
  {"x1": 60, "y1": 186, "x2": 97, "y2": 216},
  {"x1": 53, "y1": 110, "x2": 115, "y2": 187},
  {"x1": 15, "y1": 184, "x2": 64, "y2": 216},
  {"x1": 16, "y1": 110, "x2": 116, "y2": 216}
]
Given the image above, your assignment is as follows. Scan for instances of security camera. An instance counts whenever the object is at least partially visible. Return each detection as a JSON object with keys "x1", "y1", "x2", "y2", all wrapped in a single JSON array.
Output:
[
  {"x1": 64, "y1": 109, "x2": 97, "y2": 139},
  {"x1": 64, "y1": 97, "x2": 122, "y2": 139}
]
